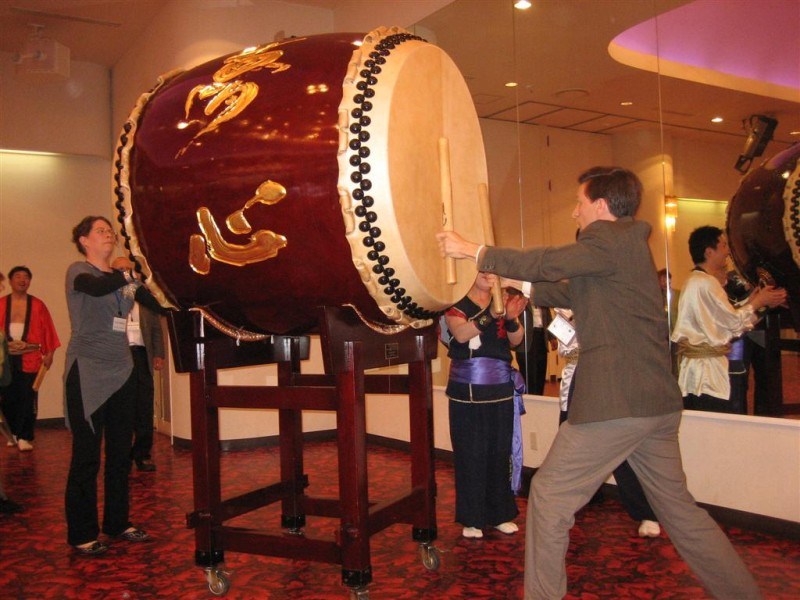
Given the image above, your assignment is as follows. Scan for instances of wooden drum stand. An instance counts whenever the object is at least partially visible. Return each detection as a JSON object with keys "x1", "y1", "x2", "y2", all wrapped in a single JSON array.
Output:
[{"x1": 167, "y1": 306, "x2": 441, "y2": 598}]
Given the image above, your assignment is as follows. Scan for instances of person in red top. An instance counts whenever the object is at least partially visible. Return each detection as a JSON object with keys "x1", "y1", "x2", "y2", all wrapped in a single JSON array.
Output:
[{"x1": 0, "y1": 266, "x2": 61, "y2": 451}]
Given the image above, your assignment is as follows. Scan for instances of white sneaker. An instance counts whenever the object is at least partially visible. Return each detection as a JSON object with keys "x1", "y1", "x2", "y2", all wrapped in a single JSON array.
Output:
[
  {"x1": 462, "y1": 526, "x2": 483, "y2": 539},
  {"x1": 17, "y1": 439, "x2": 33, "y2": 452},
  {"x1": 638, "y1": 520, "x2": 661, "y2": 538},
  {"x1": 494, "y1": 521, "x2": 519, "y2": 534}
]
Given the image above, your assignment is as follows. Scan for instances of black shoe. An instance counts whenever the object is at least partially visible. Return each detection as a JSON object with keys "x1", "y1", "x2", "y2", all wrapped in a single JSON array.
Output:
[
  {"x1": 135, "y1": 459, "x2": 156, "y2": 472},
  {"x1": 0, "y1": 497, "x2": 24, "y2": 514},
  {"x1": 73, "y1": 541, "x2": 109, "y2": 556},
  {"x1": 116, "y1": 527, "x2": 150, "y2": 542}
]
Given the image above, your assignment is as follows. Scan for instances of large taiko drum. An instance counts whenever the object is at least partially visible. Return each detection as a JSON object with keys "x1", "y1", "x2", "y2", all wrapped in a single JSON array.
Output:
[
  {"x1": 114, "y1": 27, "x2": 487, "y2": 335},
  {"x1": 727, "y1": 142, "x2": 800, "y2": 328}
]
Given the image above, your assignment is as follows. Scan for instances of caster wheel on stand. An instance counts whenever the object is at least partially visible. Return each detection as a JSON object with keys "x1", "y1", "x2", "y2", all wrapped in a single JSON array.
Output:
[
  {"x1": 419, "y1": 543, "x2": 441, "y2": 571},
  {"x1": 348, "y1": 585, "x2": 370, "y2": 599},
  {"x1": 205, "y1": 565, "x2": 231, "y2": 596}
]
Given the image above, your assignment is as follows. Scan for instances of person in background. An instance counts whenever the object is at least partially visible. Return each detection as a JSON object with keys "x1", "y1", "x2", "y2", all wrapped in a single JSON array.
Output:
[
  {"x1": 0, "y1": 272, "x2": 24, "y2": 514},
  {"x1": 513, "y1": 300, "x2": 551, "y2": 395},
  {"x1": 63, "y1": 216, "x2": 161, "y2": 555},
  {"x1": 657, "y1": 268, "x2": 679, "y2": 331},
  {"x1": 671, "y1": 226, "x2": 786, "y2": 414},
  {"x1": 443, "y1": 272, "x2": 527, "y2": 539},
  {"x1": 118, "y1": 295, "x2": 165, "y2": 473},
  {"x1": 0, "y1": 266, "x2": 61, "y2": 452},
  {"x1": 658, "y1": 268, "x2": 680, "y2": 377},
  {"x1": 437, "y1": 166, "x2": 762, "y2": 599}
]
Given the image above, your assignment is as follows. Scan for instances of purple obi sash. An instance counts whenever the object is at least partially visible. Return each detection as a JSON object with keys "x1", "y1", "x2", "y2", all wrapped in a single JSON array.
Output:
[
  {"x1": 449, "y1": 357, "x2": 527, "y2": 493},
  {"x1": 727, "y1": 338, "x2": 745, "y2": 361}
]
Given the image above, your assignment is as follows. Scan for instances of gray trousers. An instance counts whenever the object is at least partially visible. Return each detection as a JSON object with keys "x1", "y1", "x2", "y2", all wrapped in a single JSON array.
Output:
[{"x1": 524, "y1": 411, "x2": 761, "y2": 599}]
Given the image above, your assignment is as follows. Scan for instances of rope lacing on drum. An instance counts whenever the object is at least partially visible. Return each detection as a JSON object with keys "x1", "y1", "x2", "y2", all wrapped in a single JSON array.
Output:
[
  {"x1": 345, "y1": 30, "x2": 441, "y2": 325},
  {"x1": 188, "y1": 307, "x2": 272, "y2": 343}
]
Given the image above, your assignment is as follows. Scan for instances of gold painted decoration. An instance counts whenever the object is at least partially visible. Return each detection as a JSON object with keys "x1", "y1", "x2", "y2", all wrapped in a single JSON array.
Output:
[
  {"x1": 189, "y1": 180, "x2": 288, "y2": 273},
  {"x1": 226, "y1": 180, "x2": 286, "y2": 234},
  {"x1": 177, "y1": 39, "x2": 305, "y2": 157},
  {"x1": 188, "y1": 235, "x2": 211, "y2": 275}
]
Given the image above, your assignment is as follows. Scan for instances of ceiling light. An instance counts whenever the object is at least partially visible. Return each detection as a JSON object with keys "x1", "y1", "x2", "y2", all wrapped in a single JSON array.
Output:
[
  {"x1": 505, "y1": 81, "x2": 518, "y2": 88},
  {"x1": 514, "y1": 1, "x2": 532, "y2": 9},
  {"x1": 1, "y1": 148, "x2": 62, "y2": 157},
  {"x1": 789, "y1": 130, "x2": 800, "y2": 136},
  {"x1": 620, "y1": 101, "x2": 633, "y2": 106},
  {"x1": 711, "y1": 117, "x2": 724, "y2": 123},
  {"x1": 554, "y1": 87, "x2": 589, "y2": 99}
]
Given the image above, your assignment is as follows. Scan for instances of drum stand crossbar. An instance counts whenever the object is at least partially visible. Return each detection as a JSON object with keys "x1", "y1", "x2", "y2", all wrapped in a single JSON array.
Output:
[{"x1": 167, "y1": 306, "x2": 440, "y2": 598}]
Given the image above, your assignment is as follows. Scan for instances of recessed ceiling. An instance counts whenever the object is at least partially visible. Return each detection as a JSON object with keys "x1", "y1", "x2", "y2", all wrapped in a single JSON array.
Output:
[
  {"x1": 415, "y1": 0, "x2": 800, "y2": 146},
  {"x1": 611, "y1": 0, "x2": 800, "y2": 101}
]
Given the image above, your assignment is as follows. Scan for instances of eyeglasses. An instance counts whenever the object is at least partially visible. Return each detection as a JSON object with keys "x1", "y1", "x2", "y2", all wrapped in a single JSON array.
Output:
[{"x1": 92, "y1": 228, "x2": 116, "y2": 236}]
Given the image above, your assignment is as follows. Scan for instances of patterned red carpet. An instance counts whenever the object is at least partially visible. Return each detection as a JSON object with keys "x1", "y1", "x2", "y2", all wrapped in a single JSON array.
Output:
[{"x1": 1, "y1": 428, "x2": 798, "y2": 599}]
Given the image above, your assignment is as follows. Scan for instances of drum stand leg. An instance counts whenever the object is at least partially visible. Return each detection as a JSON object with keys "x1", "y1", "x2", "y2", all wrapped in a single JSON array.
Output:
[
  {"x1": 278, "y1": 360, "x2": 307, "y2": 533},
  {"x1": 188, "y1": 353, "x2": 226, "y2": 580},
  {"x1": 409, "y1": 360, "x2": 438, "y2": 558},
  {"x1": 336, "y1": 340, "x2": 373, "y2": 590}
]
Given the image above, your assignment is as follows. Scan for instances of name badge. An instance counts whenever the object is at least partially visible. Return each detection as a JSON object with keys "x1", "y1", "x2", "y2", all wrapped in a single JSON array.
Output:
[
  {"x1": 547, "y1": 313, "x2": 576, "y2": 346},
  {"x1": 113, "y1": 317, "x2": 127, "y2": 332}
]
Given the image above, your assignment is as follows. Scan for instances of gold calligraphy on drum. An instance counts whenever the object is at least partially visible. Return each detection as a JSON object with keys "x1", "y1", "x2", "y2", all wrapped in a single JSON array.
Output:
[
  {"x1": 189, "y1": 180, "x2": 288, "y2": 274},
  {"x1": 177, "y1": 39, "x2": 305, "y2": 157}
]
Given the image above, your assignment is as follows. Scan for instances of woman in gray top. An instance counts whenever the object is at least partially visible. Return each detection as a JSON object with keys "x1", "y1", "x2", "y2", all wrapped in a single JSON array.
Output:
[{"x1": 64, "y1": 216, "x2": 160, "y2": 555}]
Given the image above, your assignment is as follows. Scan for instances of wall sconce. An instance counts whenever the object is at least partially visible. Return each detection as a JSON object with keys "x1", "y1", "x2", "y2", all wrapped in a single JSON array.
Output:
[{"x1": 664, "y1": 196, "x2": 678, "y2": 232}]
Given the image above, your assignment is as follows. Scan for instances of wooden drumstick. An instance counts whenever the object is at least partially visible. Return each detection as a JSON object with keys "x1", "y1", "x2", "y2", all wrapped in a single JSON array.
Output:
[
  {"x1": 478, "y1": 182, "x2": 505, "y2": 316},
  {"x1": 439, "y1": 137, "x2": 457, "y2": 285},
  {"x1": 32, "y1": 364, "x2": 48, "y2": 392}
]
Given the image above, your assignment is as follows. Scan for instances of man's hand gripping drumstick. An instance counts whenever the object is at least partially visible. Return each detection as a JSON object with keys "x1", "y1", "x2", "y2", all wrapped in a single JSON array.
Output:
[
  {"x1": 436, "y1": 231, "x2": 526, "y2": 296},
  {"x1": 436, "y1": 230, "x2": 483, "y2": 264}
]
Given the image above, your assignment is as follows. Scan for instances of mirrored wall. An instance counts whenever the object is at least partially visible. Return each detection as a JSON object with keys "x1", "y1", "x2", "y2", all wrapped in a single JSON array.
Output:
[{"x1": 413, "y1": 0, "x2": 800, "y2": 406}]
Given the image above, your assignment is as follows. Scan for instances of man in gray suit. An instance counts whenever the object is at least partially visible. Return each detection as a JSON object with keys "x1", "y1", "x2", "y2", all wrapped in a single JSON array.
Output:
[{"x1": 437, "y1": 166, "x2": 760, "y2": 599}]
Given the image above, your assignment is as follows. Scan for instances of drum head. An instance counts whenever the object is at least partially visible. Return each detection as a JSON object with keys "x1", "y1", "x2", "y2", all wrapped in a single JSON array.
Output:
[{"x1": 337, "y1": 28, "x2": 486, "y2": 327}]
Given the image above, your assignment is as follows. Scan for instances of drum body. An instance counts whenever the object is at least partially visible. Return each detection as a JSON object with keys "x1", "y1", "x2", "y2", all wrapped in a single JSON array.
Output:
[
  {"x1": 727, "y1": 142, "x2": 800, "y2": 327},
  {"x1": 115, "y1": 28, "x2": 486, "y2": 335}
]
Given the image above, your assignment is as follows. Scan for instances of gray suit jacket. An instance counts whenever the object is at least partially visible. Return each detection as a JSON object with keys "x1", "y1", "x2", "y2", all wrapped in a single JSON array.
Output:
[{"x1": 481, "y1": 217, "x2": 681, "y2": 424}]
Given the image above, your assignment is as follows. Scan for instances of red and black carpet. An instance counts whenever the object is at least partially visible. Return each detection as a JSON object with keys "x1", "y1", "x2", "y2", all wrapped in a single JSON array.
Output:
[{"x1": 0, "y1": 428, "x2": 798, "y2": 599}]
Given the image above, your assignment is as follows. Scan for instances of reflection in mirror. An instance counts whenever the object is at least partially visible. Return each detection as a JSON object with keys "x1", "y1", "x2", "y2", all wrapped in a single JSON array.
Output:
[
  {"x1": 415, "y1": 0, "x2": 664, "y2": 393},
  {"x1": 649, "y1": 0, "x2": 799, "y2": 417},
  {"x1": 417, "y1": 0, "x2": 799, "y2": 415}
]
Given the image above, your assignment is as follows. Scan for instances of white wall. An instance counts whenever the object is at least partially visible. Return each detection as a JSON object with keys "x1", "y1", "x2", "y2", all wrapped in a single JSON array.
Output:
[
  {"x1": 367, "y1": 387, "x2": 800, "y2": 522},
  {"x1": 677, "y1": 410, "x2": 800, "y2": 521},
  {"x1": 482, "y1": 120, "x2": 615, "y2": 251},
  {"x1": 0, "y1": 152, "x2": 113, "y2": 418},
  {"x1": 0, "y1": 56, "x2": 111, "y2": 157},
  {"x1": 672, "y1": 136, "x2": 745, "y2": 202}
]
